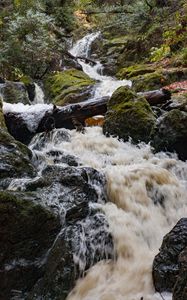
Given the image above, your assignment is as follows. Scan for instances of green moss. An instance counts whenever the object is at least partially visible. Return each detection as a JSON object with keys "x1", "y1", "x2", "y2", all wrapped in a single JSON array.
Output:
[
  {"x1": 103, "y1": 86, "x2": 156, "y2": 143},
  {"x1": 19, "y1": 75, "x2": 33, "y2": 85},
  {"x1": 131, "y1": 72, "x2": 167, "y2": 92},
  {"x1": 44, "y1": 69, "x2": 95, "y2": 106},
  {"x1": 117, "y1": 64, "x2": 156, "y2": 80}
]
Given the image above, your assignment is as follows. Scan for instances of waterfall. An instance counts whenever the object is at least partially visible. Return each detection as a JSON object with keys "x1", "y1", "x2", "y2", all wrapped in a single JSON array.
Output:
[
  {"x1": 28, "y1": 127, "x2": 187, "y2": 300},
  {"x1": 70, "y1": 32, "x2": 132, "y2": 99},
  {"x1": 33, "y1": 83, "x2": 45, "y2": 104},
  {"x1": 2, "y1": 32, "x2": 187, "y2": 299}
]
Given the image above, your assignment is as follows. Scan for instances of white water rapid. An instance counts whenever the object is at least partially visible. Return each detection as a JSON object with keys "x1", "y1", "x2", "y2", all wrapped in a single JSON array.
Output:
[
  {"x1": 2, "y1": 32, "x2": 187, "y2": 300},
  {"x1": 30, "y1": 127, "x2": 187, "y2": 300},
  {"x1": 33, "y1": 83, "x2": 45, "y2": 104},
  {"x1": 70, "y1": 32, "x2": 132, "y2": 99}
]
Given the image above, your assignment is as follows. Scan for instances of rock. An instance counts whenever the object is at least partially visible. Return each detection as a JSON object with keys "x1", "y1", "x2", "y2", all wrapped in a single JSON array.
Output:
[
  {"x1": 103, "y1": 86, "x2": 156, "y2": 143},
  {"x1": 20, "y1": 76, "x2": 36, "y2": 102},
  {"x1": 27, "y1": 212, "x2": 113, "y2": 300},
  {"x1": 117, "y1": 66, "x2": 187, "y2": 92},
  {"x1": 0, "y1": 190, "x2": 61, "y2": 300},
  {"x1": 131, "y1": 72, "x2": 167, "y2": 92},
  {"x1": 0, "y1": 98, "x2": 35, "y2": 187},
  {"x1": 0, "y1": 81, "x2": 30, "y2": 104},
  {"x1": 44, "y1": 69, "x2": 95, "y2": 106},
  {"x1": 0, "y1": 129, "x2": 36, "y2": 187},
  {"x1": 153, "y1": 218, "x2": 187, "y2": 293},
  {"x1": 117, "y1": 64, "x2": 156, "y2": 80},
  {"x1": 22, "y1": 163, "x2": 113, "y2": 300},
  {"x1": 152, "y1": 109, "x2": 187, "y2": 160},
  {"x1": 173, "y1": 247, "x2": 187, "y2": 300}
]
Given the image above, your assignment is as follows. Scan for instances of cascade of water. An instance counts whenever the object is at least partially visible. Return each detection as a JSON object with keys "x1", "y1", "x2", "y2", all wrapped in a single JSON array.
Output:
[
  {"x1": 33, "y1": 83, "x2": 45, "y2": 104},
  {"x1": 27, "y1": 127, "x2": 187, "y2": 300},
  {"x1": 3, "y1": 32, "x2": 187, "y2": 300},
  {"x1": 70, "y1": 32, "x2": 132, "y2": 99}
]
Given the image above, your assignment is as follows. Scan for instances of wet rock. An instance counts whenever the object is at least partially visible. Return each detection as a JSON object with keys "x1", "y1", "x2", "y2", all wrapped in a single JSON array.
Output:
[
  {"x1": 27, "y1": 212, "x2": 113, "y2": 300},
  {"x1": 0, "y1": 129, "x2": 36, "y2": 184},
  {"x1": 103, "y1": 86, "x2": 156, "y2": 143},
  {"x1": 14, "y1": 163, "x2": 112, "y2": 300},
  {"x1": 173, "y1": 247, "x2": 187, "y2": 300},
  {"x1": 44, "y1": 69, "x2": 95, "y2": 106},
  {"x1": 0, "y1": 190, "x2": 61, "y2": 300},
  {"x1": 153, "y1": 218, "x2": 187, "y2": 293},
  {"x1": 0, "y1": 81, "x2": 30, "y2": 104},
  {"x1": 152, "y1": 109, "x2": 187, "y2": 160},
  {"x1": 4, "y1": 112, "x2": 34, "y2": 145},
  {"x1": 0, "y1": 98, "x2": 35, "y2": 187}
]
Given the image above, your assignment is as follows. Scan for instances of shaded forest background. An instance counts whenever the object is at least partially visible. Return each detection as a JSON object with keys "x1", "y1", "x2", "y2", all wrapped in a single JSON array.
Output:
[{"x1": 0, "y1": 0, "x2": 186, "y2": 81}]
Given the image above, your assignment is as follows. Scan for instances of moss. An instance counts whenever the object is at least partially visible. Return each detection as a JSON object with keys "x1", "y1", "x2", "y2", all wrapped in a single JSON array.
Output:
[
  {"x1": 117, "y1": 64, "x2": 156, "y2": 80},
  {"x1": 20, "y1": 75, "x2": 33, "y2": 85},
  {"x1": 131, "y1": 72, "x2": 167, "y2": 92},
  {"x1": 103, "y1": 86, "x2": 156, "y2": 143},
  {"x1": 44, "y1": 69, "x2": 95, "y2": 106}
]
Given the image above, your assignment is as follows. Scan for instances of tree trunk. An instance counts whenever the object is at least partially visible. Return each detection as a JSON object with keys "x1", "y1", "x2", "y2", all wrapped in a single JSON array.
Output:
[{"x1": 4, "y1": 89, "x2": 171, "y2": 144}]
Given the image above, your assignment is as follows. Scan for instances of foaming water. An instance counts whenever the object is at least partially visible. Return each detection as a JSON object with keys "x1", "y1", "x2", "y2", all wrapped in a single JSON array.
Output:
[
  {"x1": 29, "y1": 127, "x2": 186, "y2": 300},
  {"x1": 33, "y1": 83, "x2": 45, "y2": 104},
  {"x1": 70, "y1": 32, "x2": 131, "y2": 99},
  {"x1": 3, "y1": 102, "x2": 52, "y2": 132}
]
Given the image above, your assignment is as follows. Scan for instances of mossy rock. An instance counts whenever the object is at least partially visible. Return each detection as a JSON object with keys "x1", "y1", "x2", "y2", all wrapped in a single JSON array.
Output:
[
  {"x1": 44, "y1": 69, "x2": 95, "y2": 106},
  {"x1": 152, "y1": 109, "x2": 187, "y2": 160},
  {"x1": 0, "y1": 128, "x2": 36, "y2": 182},
  {"x1": 131, "y1": 72, "x2": 167, "y2": 92},
  {"x1": 103, "y1": 86, "x2": 156, "y2": 143},
  {"x1": 117, "y1": 64, "x2": 156, "y2": 80},
  {"x1": 0, "y1": 190, "x2": 60, "y2": 299},
  {"x1": 0, "y1": 81, "x2": 30, "y2": 104},
  {"x1": 161, "y1": 68, "x2": 187, "y2": 84}
]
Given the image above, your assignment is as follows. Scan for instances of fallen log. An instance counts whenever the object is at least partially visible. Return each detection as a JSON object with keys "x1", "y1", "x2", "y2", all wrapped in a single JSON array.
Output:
[
  {"x1": 4, "y1": 89, "x2": 171, "y2": 144},
  {"x1": 65, "y1": 51, "x2": 97, "y2": 66}
]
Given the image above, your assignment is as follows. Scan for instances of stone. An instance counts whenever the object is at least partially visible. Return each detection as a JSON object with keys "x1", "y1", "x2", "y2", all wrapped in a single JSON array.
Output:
[
  {"x1": 0, "y1": 81, "x2": 30, "y2": 104},
  {"x1": 173, "y1": 247, "x2": 187, "y2": 300},
  {"x1": 44, "y1": 69, "x2": 95, "y2": 106},
  {"x1": 103, "y1": 86, "x2": 156, "y2": 143},
  {"x1": 152, "y1": 109, "x2": 187, "y2": 160},
  {"x1": 0, "y1": 190, "x2": 61, "y2": 300},
  {"x1": 153, "y1": 218, "x2": 187, "y2": 293}
]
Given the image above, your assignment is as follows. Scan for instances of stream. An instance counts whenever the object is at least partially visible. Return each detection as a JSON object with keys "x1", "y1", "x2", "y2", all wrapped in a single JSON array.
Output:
[{"x1": 2, "y1": 33, "x2": 187, "y2": 300}]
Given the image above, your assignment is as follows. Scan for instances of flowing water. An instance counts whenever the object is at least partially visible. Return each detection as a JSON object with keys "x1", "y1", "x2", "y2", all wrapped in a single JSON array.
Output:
[
  {"x1": 2, "y1": 33, "x2": 187, "y2": 300},
  {"x1": 70, "y1": 32, "x2": 132, "y2": 100},
  {"x1": 33, "y1": 83, "x2": 45, "y2": 104}
]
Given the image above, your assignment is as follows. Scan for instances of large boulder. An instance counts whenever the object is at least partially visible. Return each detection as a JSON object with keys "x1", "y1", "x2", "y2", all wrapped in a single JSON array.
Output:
[
  {"x1": 0, "y1": 190, "x2": 61, "y2": 300},
  {"x1": 0, "y1": 98, "x2": 36, "y2": 188},
  {"x1": 0, "y1": 81, "x2": 30, "y2": 104},
  {"x1": 0, "y1": 131, "x2": 114, "y2": 299},
  {"x1": 44, "y1": 69, "x2": 95, "y2": 106},
  {"x1": 153, "y1": 218, "x2": 187, "y2": 293},
  {"x1": 173, "y1": 247, "x2": 187, "y2": 300},
  {"x1": 152, "y1": 109, "x2": 187, "y2": 160},
  {"x1": 103, "y1": 86, "x2": 156, "y2": 143}
]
